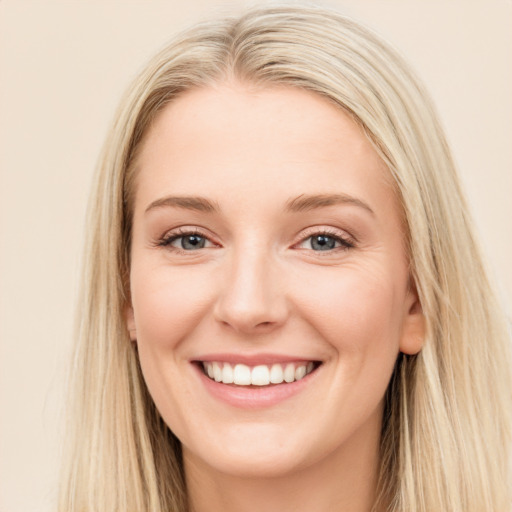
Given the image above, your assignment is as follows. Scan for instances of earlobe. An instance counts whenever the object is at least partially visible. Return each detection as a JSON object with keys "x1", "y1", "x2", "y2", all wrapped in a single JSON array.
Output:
[
  {"x1": 399, "y1": 291, "x2": 426, "y2": 356},
  {"x1": 125, "y1": 306, "x2": 137, "y2": 342}
]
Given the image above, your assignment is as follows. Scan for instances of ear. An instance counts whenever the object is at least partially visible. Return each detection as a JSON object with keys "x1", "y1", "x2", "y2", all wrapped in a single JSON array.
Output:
[
  {"x1": 125, "y1": 305, "x2": 137, "y2": 342},
  {"x1": 399, "y1": 282, "x2": 425, "y2": 355}
]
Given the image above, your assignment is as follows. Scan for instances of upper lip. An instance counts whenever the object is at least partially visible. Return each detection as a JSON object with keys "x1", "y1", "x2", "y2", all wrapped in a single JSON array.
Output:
[{"x1": 192, "y1": 353, "x2": 321, "y2": 365}]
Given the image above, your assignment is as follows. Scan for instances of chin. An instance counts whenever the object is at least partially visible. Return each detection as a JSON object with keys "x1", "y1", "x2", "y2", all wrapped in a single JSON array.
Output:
[
  {"x1": 196, "y1": 448, "x2": 308, "y2": 480},
  {"x1": 183, "y1": 424, "x2": 317, "y2": 479}
]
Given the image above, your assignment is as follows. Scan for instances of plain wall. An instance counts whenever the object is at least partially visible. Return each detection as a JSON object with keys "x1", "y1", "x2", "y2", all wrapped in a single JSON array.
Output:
[{"x1": 1, "y1": 1, "x2": 511, "y2": 510}]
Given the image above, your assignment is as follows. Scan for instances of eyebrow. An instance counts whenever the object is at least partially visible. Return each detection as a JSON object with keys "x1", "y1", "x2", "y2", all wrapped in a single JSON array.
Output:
[
  {"x1": 285, "y1": 193, "x2": 374, "y2": 215},
  {"x1": 144, "y1": 193, "x2": 374, "y2": 215},
  {"x1": 145, "y1": 195, "x2": 220, "y2": 214}
]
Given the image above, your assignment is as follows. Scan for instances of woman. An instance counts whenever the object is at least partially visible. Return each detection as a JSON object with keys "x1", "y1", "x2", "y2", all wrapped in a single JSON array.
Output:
[{"x1": 59, "y1": 4, "x2": 512, "y2": 511}]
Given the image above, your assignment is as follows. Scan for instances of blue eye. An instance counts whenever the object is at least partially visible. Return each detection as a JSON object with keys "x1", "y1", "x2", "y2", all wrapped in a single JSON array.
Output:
[
  {"x1": 176, "y1": 234, "x2": 206, "y2": 250},
  {"x1": 297, "y1": 232, "x2": 353, "y2": 251},
  {"x1": 158, "y1": 229, "x2": 352, "y2": 253},
  {"x1": 159, "y1": 231, "x2": 214, "y2": 251},
  {"x1": 310, "y1": 234, "x2": 337, "y2": 251}
]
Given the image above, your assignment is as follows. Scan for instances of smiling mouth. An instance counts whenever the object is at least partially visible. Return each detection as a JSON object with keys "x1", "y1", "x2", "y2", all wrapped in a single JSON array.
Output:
[{"x1": 199, "y1": 361, "x2": 321, "y2": 387}]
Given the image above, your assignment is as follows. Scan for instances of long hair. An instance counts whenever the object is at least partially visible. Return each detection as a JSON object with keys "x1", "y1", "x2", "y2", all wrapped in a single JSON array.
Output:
[{"x1": 59, "y1": 5, "x2": 512, "y2": 511}]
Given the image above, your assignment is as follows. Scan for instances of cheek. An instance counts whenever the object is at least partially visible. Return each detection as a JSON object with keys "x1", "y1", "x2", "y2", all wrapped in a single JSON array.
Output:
[
  {"x1": 290, "y1": 261, "x2": 405, "y2": 410},
  {"x1": 293, "y1": 263, "x2": 405, "y2": 351},
  {"x1": 131, "y1": 263, "x2": 215, "y2": 349},
  {"x1": 130, "y1": 263, "x2": 215, "y2": 433},
  {"x1": 279, "y1": 263, "x2": 405, "y2": 450}
]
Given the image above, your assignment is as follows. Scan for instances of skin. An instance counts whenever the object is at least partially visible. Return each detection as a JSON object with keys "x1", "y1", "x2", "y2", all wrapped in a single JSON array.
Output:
[{"x1": 127, "y1": 82, "x2": 425, "y2": 512}]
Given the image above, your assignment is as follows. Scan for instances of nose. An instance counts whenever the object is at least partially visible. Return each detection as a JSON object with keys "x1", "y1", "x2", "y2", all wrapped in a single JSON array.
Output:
[{"x1": 213, "y1": 247, "x2": 289, "y2": 335}]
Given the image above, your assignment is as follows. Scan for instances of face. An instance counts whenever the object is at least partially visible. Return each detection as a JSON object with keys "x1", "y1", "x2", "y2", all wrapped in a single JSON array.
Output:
[{"x1": 127, "y1": 82, "x2": 424, "y2": 479}]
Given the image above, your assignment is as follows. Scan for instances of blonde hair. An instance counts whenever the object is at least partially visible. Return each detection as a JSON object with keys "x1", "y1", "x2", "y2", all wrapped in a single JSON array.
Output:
[{"x1": 59, "y1": 4, "x2": 512, "y2": 511}]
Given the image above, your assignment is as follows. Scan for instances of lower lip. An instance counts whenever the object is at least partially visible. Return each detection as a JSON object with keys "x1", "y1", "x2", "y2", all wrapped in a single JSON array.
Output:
[{"x1": 193, "y1": 364, "x2": 320, "y2": 409}]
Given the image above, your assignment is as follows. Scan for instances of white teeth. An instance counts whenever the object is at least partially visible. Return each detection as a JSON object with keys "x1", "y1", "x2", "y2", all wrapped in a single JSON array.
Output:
[
  {"x1": 233, "y1": 364, "x2": 252, "y2": 385},
  {"x1": 222, "y1": 363, "x2": 234, "y2": 384},
  {"x1": 212, "y1": 362, "x2": 222, "y2": 382},
  {"x1": 269, "y1": 363, "x2": 284, "y2": 384},
  {"x1": 202, "y1": 361, "x2": 317, "y2": 386},
  {"x1": 295, "y1": 365, "x2": 307, "y2": 381},
  {"x1": 284, "y1": 363, "x2": 295, "y2": 383},
  {"x1": 251, "y1": 365, "x2": 270, "y2": 386}
]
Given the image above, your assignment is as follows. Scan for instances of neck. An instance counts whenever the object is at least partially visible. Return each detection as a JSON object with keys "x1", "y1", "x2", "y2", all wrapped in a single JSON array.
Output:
[{"x1": 184, "y1": 412, "x2": 383, "y2": 512}]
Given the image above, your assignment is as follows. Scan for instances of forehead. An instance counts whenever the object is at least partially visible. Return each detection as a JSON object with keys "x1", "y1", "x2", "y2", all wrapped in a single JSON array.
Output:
[{"x1": 134, "y1": 82, "x2": 397, "y2": 219}]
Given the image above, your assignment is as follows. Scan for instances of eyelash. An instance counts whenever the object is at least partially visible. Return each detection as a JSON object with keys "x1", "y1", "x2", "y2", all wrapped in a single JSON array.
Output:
[
  {"x1": 157, "y1": 228, "x2": 213, "y2": 254},
  {"x1": 296, "y1": 227, "x2": 355, "y2": 253},
  {"x1": 157, "y1": 226, "x2": 355, "y2": 255}
]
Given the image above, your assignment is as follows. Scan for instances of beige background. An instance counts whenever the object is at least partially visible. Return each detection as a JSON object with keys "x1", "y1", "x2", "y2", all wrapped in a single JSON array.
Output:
[{"x1": 0, "y1": 1, "x2": 511, "y2": 510}]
